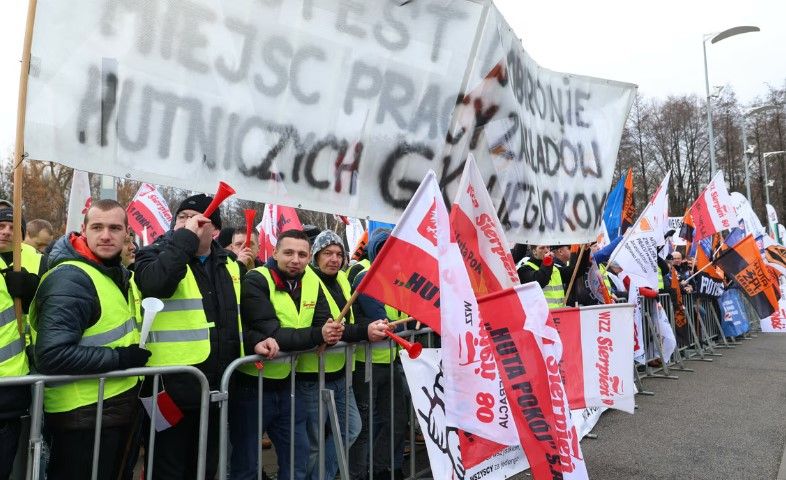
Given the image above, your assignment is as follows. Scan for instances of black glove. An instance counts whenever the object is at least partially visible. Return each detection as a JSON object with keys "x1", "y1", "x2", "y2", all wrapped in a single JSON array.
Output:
[
  {"x1": 3, "y1": 267, "x2": 39, "y2": 301},
  {"x1": 116, "y1": 345, "x2": 152, "y2": 369}
]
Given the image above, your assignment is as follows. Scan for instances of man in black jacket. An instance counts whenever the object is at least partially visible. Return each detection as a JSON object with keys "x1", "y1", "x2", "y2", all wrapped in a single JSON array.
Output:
[
  {"x1": 134, "y1": 194, "x2": 269, "y2": 479},
  {"x1": 238, "y1": 229, "x2": 343, "y2": 480},
  {"x1": 32, "y1": 199, "x2": 149, "y2": 479}
]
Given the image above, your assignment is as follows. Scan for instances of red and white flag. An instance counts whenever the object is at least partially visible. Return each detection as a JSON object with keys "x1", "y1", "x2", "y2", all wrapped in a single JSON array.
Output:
[
  {"x1": 355, "y1": 171, "x2": 443, "y2": 332},
  {"x1": 551, "y1": 304, "x2": 635, "y2": 414},
  {"x1": 762, "y1": 298, "x2": 786, "y2": 332},
  {"x1": 139, "y1": 390, "x2": 183, "y2": 431},
  {"x1": 66, "y1": 170, "x2": 91, "y2": 233},
  {"x1": 689, "y1": 170, "x2": 738, "y2": 241},
  {"x1": 477, "y1": 283, "x2": 588, "y2": 480},
  {"x1": 450, "y1": 154, "x2": 518, "y2": 294},
  {"x1": 126, "y1": 183, "x2": 173, "y2": 243},
  {"x1": 257, "y1": 204, "x2": 303, "y2": 261}
]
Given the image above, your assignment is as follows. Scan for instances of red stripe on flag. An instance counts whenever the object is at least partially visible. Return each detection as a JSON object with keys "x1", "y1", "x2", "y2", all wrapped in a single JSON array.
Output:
[
  {"x1": 450, "y1": 207, "x2": 506, "y2": 295},
  {"x1": 550, "y1": 307, "x2": 586, "y2": 410},
  {"x1": 356, "y1": 236, "x2": 441, "y2": 333}
]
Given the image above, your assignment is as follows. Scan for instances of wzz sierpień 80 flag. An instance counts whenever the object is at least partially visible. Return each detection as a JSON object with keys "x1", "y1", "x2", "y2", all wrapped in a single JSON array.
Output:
[
  {"x1": 715, "y1": 234, "x2": 780, "y2": 318},
  {"x1": 687, "y1": 171, "x2": 738, "y2": 241}
]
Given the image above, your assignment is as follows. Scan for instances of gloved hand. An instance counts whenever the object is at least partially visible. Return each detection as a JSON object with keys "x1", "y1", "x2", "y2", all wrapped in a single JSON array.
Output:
[
  {"x1": 2, "y1": 267, "x2": 39, "y2": 301},
  {"x1": 116, "y1": 345, "x2": 152, "y2": 369}
]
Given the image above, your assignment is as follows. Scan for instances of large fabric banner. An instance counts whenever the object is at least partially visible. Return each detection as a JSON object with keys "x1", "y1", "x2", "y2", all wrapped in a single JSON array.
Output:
[
  {"x1": 25, "y1": 0, "x2": 635, "y2": 245},
  {"x1": 718, "y1": 289, "x2": 750, "y2": 338}
]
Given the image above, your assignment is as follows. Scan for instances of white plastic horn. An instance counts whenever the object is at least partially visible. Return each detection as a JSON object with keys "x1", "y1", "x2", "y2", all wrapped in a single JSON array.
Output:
[{"x1": 139, "y1": 297, "x2": 164, "y2": 348}]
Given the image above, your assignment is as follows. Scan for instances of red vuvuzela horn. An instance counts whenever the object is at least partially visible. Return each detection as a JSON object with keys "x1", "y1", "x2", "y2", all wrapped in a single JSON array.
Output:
[
  {"x1": 202, "y1": 182, "x2": 236, "y2": 218},
  {"x1": 385, "y1": 330, "x2": 422, "y2": 359},
  {"x1": 244, "y1": 209, "x2": 256, "y2": 247}
]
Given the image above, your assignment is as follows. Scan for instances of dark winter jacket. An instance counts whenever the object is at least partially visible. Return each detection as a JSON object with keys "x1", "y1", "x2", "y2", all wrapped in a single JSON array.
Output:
[
  {"x1": 31, "y1": 234, "x2": 138, "y2": 427},
  {"x1": 134, "y1": 228, "x2": 246, "y2": 409},
  {"x1": 240, "y1": 258, "x2": 331, "y2": 386}
]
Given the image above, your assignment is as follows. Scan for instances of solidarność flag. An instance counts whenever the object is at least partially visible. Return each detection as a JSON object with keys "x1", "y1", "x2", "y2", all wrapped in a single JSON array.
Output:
[
  {"x1": 355, "y1": 171, "x2": 444, "y2": 333},
  {"x1": 687, "y1": 170, "x2": 737, "y2": 241},
  {"x1": 477, "y1": 283, "x2": 588, "y2": 479},
  {"x1": 551, "y1": 304, "x2": 635, "y2": 414}
]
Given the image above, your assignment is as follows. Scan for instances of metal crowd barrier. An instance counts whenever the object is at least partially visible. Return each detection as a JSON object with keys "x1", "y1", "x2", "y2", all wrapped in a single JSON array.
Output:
[
  {"x1": 1, "y1": 365, "x2": 211, "y2": 480},
  {"x1": 638, "y1": 296, "x2": 678, "y2": 380},
  {"x1": 216, "y1": 327, "x2": 437, "y2": 480}
]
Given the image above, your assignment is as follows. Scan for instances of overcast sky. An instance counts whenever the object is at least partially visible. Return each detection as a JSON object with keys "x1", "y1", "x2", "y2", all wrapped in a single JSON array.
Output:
[{"x1": 0, "y1": 0, "x2": 783, "y2": 153}]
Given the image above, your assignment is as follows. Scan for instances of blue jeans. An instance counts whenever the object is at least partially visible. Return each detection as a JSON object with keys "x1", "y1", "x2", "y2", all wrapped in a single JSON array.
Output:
[
  {"x1": 296, "y1": 377, "x2": 362, "y2": 480},
  {"x1": 229, "y1": 379, "x2": 308, "y2": 480}
]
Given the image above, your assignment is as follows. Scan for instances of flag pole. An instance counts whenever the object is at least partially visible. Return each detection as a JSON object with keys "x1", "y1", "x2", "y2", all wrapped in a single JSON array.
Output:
[
  {"x1": 563, "y1": 244, "x2": 587, "y2": 306},
  {"x1": 11, "y1": 0, "x2": 38, "y2": 335}
]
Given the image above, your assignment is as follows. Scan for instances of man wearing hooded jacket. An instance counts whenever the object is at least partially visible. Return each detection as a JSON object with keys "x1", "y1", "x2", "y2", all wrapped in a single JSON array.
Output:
[
  {"x1": 299, "y1": 230, "x2": 389, "y2": 480},
  {"x1": 31, "y1": 199, "x2": 148, "y2": 479}
]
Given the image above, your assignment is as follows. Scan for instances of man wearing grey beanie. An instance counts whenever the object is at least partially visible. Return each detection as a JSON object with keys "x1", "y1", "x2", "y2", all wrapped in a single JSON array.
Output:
[{"x1": 299, "y1": 230, "x2": 388, "y2": 480}]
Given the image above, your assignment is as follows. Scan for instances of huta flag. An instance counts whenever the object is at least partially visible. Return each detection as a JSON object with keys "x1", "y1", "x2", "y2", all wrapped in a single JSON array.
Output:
[
  {"x1": 715, "y1": 234, "x2": 780, "y2": 318},
  {"x1": 687, "y1": 170, "x2": 737, "y2": 241},
  {"x1": 126, "y1": 183, "x2": 173, "y2": 243},
  {"x1": 355, "y1": 171, "x2": 444, "y2": 333},
  {"x1": 551, "y1": 304, "x2": 635, "y2": 414},
  {"x1": 450, "y1": 155, "x2": 518, "y2": 295},
  {"x1": 477, "y1": 283, "x2": 588, "y2": 479}
]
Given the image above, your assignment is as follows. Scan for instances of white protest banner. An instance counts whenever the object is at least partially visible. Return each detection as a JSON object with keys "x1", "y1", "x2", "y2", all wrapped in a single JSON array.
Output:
[
  {"x1": 25, "y1": 0, "x2": 635, "y2": 245},
  {"x1": 761, "y1": 298, "x2": 786, "y2": 333},
  {"x1": 344, "y1": 217, "x2": 365, "y2": 259},
  {"x1": 668, "y1": 216, "x2": 686, "y2": 246},
  {"x1": 127, "y1": 183, "x2": 173, "y2": 243},
  {"x1": 65, "y1": 170, "x2": 91, "y2": 234},
  {"x1": 402, "y1": 349, "x2": 527, "y2": 480}
]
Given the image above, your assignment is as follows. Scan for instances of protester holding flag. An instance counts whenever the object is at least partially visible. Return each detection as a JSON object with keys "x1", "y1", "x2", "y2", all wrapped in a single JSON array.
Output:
[
  {"x1": 238, "y1": 229, "x2": 341, "y2": 480},
  {"x1": 518, "y1": 245, "x2": 565, "y2": 308},
  {"x1": 30, "y1": 199, "x2": 147, "y2": 479},
  {"x1": 134, "y1": 194, "x2": 255, "y2": 479},
  {"x1": 299, "y1": 230, "x2": 389, "y2": 480},
  {"x1": 349, "y1": 228, "x2": 410, "y2": 480}
]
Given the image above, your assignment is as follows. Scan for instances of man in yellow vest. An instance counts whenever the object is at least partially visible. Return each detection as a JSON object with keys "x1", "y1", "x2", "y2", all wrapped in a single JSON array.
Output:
[
  {"x1": 238, "y1": 229, "x2": 342, "y2": 480},
  {"x1": 518, "y1": 245, "x2": 565, "y2": 309},
  {"x1": 348, "y1": 229, "x2": 409, "y2": 480},
  {"x1": 134, "y1": 194, "x2": 265, "y2": 479},
  {"x1": 31, "y1": 199, "x2": 148, "y2": 479},
  {"x1": 24, "y1": 219, "x2": 55, "y2": 254},
  {"x1": 300, "y1": 230, "x2": 388, "y2": 480}
]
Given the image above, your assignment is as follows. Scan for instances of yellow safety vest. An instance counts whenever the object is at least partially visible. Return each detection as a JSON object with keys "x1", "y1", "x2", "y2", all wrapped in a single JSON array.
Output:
[
  {"x1": 31, "y1": 260, "x2": 138, "y2": 413},
  {"x1": 657, "y1": 271, "x2": 665, "y2": 291},
  {"x1": 599, "y1": 263, "x2": 613, "y2": 294},
  {"x1": 298, "y1": 268, "x2": 355, "y2": 373},
  {"x1": 0, "y1": 272, "x2": 27, "y2": 379},
  {"x1": 242, "y1": 266, "x2": 320, "y2": 379},
  {"x1": 146, "y1": 261, "x2": 243, "y2": 367},
  {"x1": 0, "y1": 243, "x2": 43, "y2": 346},
  {"x1": 353, "y1": 267, "x2": 408, "y2": 364},
  {"x1": 525, "y1": 261, "x2": 564, "y2": 309}
]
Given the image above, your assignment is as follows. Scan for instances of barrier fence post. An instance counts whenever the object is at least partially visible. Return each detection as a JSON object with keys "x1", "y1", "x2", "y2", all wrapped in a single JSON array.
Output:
[
  {"x1": 25, "y1": 381, "x2": 44, "y2": 480},
  {"x1": 642, "y1": 298, "x2": 678, "y2": 380},
  {"x1": 659, "y1": 293, "x2": 694, "y2": 373},
  {"x1": 146, "y1": 374, "x2": 160, "y2": 480},
  {"x1": 692, "y1": 297, "x2": 722, "y2": 357},
  {"x1": 90, "y1": 378, "x2": 106, "y2": 480}
]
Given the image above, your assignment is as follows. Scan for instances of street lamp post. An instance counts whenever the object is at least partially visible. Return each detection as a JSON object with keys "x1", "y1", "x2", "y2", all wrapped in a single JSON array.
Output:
[
  {"x1": 741, "y1": 105, "x2": 779, "y2": 201},
  {"x1": 703, "y1": 26, "x2": 760, "y2": 179},
  {"x1": 763, "y1": 151, "x2": 785, "y2": 207}
]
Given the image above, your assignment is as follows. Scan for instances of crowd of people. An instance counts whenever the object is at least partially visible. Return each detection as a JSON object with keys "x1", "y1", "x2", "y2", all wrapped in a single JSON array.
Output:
[{"x1": 0, "y1": 194, "x2": 717, "y2": 480}]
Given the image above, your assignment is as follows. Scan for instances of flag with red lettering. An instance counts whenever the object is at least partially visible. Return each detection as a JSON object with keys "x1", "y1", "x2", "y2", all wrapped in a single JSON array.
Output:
[
  {"x1": 126, "y1": 183, "x2": 173, "y2": 243},
  {"x1": 714, "y1": 234, "x2": 780, "y2": 318},
  {"x1": 688, "y1": 170, "x2": 737, "y2": 241},
  {"x1": 66, "y1": 170, "x2": 92, "y2": 234},
  {"x1": 477, "y1": 283, "x2": 588, "y2": 479},
  {"x1": 450, "y1": 155, "x2": 519, "y2": 294},
  {"x1": 355, "y1": 171, "x2": 443, "y2": 332},
  {"x1": 256, "y1": 204, "x2": 303, "y2": 261},
  {"x1": 762, "y1": 298, "x2": 786, "y2": 332},
  {"x1": 550, "y1": 304, "x2": 635, "y2": 414}
]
